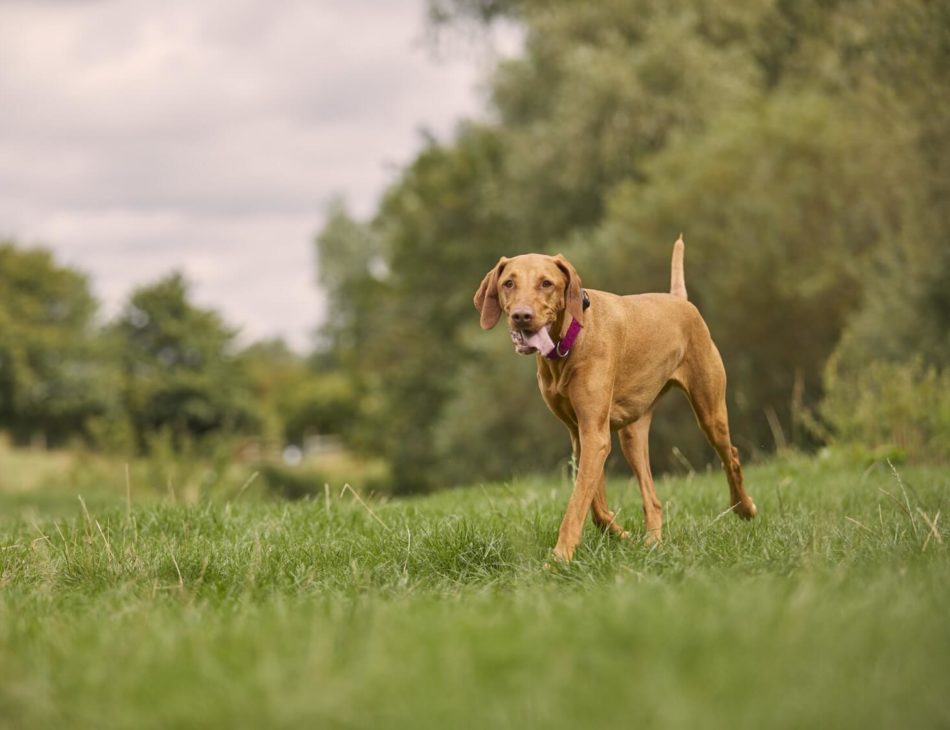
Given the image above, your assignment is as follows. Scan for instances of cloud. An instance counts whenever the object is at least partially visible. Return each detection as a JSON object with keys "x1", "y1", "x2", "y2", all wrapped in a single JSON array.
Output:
[{"x1": 0, "y1": 0, "x2": 516, "y2": 349}]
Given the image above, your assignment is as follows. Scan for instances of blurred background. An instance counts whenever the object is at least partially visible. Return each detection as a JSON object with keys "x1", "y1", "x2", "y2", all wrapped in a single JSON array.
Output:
[{"x1": 1, "y1": 0, "x2": 947, "y2": 499}]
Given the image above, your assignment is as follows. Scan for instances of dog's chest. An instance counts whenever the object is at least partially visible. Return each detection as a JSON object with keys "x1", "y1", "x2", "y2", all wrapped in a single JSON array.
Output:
[{"x1": 536, "y1": 358, "x2": 574, "y2": 398}]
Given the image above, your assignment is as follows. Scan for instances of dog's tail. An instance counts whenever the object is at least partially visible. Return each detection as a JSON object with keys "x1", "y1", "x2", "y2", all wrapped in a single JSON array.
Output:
[{"x1": 670, "y1": 234, "x2": 688, "y2": 299}]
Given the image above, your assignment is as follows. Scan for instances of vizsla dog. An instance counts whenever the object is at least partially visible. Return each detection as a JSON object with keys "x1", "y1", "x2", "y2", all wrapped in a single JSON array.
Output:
[{"x1": 474, "y1": 236, "x2": 757, "y2": 562}]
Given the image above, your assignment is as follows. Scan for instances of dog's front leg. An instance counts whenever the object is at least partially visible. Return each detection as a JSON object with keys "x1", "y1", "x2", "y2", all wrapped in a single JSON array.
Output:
[{"x1": 553, "y1": 418, "x2": 611, "y2": 562}]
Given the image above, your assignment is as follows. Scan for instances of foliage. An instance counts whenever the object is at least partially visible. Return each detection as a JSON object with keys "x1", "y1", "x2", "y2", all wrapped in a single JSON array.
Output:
[
  {"x1": 239, "y1": 338, "x2": 306, "y2": 442},
  {"x1": 241, "y1": 339, "x2": 357, "y2": 445},
  {"x1": 821, "y1": 358, "x2": 950, "y2": 462},
  {"x1": 1, "y1": 456, "x2": 948, "y2": 727},
  {"x1": 278, "y1": 371, "x2": 357, "y2": 445},
  {"x1": 432, "y1": 331, "x2": 567, "y2": 485},
  {"x1": 315, "y1": 0, "x2": 950, "y2": 489},
  {"x1": 111, "y1": 272, "x2": 258, "y2": 452},
  {"x1": 0, "y1": 243, "x2": 115, "y2": 446},
  {"x1": 0, "y1": 242, "x2": 362, "y2": 462}
]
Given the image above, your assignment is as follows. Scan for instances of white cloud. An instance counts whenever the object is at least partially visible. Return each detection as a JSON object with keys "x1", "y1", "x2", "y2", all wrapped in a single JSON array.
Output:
[{"x1": 0, "y1": 0, "x2": 518, "y2": 349}]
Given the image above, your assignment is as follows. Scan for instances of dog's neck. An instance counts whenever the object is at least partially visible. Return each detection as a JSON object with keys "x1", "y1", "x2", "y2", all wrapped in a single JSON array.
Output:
[{"x1": 545, "y1": 289, "x2": 590, "y2": 360}]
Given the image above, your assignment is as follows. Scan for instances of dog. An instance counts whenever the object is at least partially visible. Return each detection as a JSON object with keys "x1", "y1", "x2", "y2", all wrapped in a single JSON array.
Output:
[{"x1": 474, "y1": 236, "x2": 757, "y2": 561}]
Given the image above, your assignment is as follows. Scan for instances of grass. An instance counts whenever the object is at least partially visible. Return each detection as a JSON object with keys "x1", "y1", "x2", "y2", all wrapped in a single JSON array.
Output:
[{"x1": 1, "y1": 450, "x2": 948, "y2": 729}]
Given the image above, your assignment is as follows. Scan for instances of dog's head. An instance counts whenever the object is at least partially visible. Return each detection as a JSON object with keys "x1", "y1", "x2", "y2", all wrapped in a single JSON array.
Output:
[{"x1": 473, "y1": 253, "x2": 585, "y2": 356}]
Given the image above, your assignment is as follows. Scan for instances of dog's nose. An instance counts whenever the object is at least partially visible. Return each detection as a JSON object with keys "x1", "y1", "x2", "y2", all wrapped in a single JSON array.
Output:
[{"x1": 511, "y1": 306, "x2": 534, "y2": 327}]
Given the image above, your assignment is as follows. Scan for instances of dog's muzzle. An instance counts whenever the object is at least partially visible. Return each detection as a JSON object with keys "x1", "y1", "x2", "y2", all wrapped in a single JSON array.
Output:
[{"x1": 509, "y1": 326, "x2": 556, "y2": 356}]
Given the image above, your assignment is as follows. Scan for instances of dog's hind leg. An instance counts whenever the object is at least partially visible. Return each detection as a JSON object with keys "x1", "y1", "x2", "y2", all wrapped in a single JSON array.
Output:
[
  {"x1": 683, "y1": 359, "x2": 757, "y2": 520},
  {"x1": 619, "y1": 413, "x2": 663, "y2": 544}
]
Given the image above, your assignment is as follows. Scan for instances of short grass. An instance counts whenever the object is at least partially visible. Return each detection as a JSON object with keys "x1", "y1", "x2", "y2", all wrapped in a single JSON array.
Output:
[{"x1": 1, "y1": 453, "x2": 948, "y2": 729}]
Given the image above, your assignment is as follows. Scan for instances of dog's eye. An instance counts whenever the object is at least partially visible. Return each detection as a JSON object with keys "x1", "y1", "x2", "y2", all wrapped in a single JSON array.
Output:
[
  {"x1": 541, "y1": 279, "x2": 553, "y2": 289},
  {"x1": 503, "y1": 279, "x2": 515, "y2": 289}
]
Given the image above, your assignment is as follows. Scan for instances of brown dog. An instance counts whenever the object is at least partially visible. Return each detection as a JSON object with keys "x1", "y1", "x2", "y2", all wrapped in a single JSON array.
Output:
[{"x1": 474, "y1": 236, "x2": 757, "y2": 561}]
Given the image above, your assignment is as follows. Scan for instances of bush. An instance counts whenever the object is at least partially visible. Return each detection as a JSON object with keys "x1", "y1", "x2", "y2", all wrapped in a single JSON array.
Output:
[{"x1": 821, "y1": 357, "x2": 950, "y2": 462}]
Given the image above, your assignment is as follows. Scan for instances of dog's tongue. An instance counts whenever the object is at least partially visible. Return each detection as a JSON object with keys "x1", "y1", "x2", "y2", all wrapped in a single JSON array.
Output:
[{"x1": 523, "y1": 326, "x2": 556, "y2": 356}]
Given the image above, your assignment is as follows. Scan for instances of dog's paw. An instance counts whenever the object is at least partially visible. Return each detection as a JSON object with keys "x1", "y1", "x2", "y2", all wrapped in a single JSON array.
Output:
[
  {"x1": 548, "y1": 545, "x2": 574, "y2": 564},
  {"x1": 735, "y1": 499, "x2": 757, "y2": 520}
]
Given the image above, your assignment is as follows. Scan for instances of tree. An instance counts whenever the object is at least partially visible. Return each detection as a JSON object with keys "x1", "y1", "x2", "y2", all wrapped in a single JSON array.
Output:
[
  {"x1": 0, "y1": 243, "x2": 114, "y2": 446},
  {"x1": 112, "y1": 272, "x2": 257, "y2": 451},
  {"x1": 241, "y1": 338, "x2": 357, "y2": 446}
]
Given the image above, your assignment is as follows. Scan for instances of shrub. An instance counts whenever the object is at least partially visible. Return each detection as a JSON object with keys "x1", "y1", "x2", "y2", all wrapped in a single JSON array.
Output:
[{"x1": 821, "y1": 357, "x2": 950, "y2": 462}]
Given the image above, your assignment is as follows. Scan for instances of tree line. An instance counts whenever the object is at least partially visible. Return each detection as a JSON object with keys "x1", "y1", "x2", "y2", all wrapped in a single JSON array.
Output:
[{"x1": 0, "y1": 244, "x2": 349, "y2": 457}]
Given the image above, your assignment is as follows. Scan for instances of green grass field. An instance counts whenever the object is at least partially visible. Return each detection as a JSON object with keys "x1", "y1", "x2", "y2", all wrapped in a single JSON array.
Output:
[{"x1": 1, "y1": 452, "x2": 948, "y2": 729}]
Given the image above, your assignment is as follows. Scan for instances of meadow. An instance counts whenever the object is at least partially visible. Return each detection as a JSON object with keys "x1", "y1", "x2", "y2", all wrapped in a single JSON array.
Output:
[{"x1": 1, "y1": 448, "x2": 947, "y2": 729}]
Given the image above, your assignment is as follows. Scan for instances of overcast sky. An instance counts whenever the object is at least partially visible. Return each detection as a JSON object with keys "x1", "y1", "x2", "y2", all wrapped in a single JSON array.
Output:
[{"x1": 0, "y1": 0, "x2": 515, "y2": 350}]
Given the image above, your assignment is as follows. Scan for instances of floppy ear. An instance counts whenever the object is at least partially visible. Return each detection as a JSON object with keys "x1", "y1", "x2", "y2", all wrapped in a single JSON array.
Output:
[
  {"x1": 473, "y1": 257, "x2": 508, "y2": 330},
  {"x1": 554, "y1": 255, "x2": 584, "y2": 329}
]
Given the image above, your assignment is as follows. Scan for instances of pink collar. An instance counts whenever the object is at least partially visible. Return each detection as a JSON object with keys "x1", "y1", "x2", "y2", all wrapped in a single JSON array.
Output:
[{"x1": 545, "y1": 317, "x2": 583, "y2": 360}]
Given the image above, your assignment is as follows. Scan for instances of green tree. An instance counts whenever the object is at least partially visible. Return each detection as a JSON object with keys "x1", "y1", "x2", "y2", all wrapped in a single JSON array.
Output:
[
  {"x1": 0, "y1": 243, "x2": 114, "y2": 446},
  {"x1": 241, "y1": 338, "x2": 357, "y2": 446},
  {"x1": 819, "y1": 0, "x2": 950, "y2": 373},
  {"x1": 113, "y1": 272, "x2": 257, "y2": 451}
]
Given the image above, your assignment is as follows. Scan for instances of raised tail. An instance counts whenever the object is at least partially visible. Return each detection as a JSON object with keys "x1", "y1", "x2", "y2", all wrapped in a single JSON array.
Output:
[{"x1": 670, "y1": 234, "x2": 687, "y2": 299}]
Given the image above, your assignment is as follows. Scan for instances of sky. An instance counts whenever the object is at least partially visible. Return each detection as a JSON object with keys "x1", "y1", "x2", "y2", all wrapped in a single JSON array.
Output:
[{"x1": 0, "y1": 0, "x2": 516, "y2": 350}]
